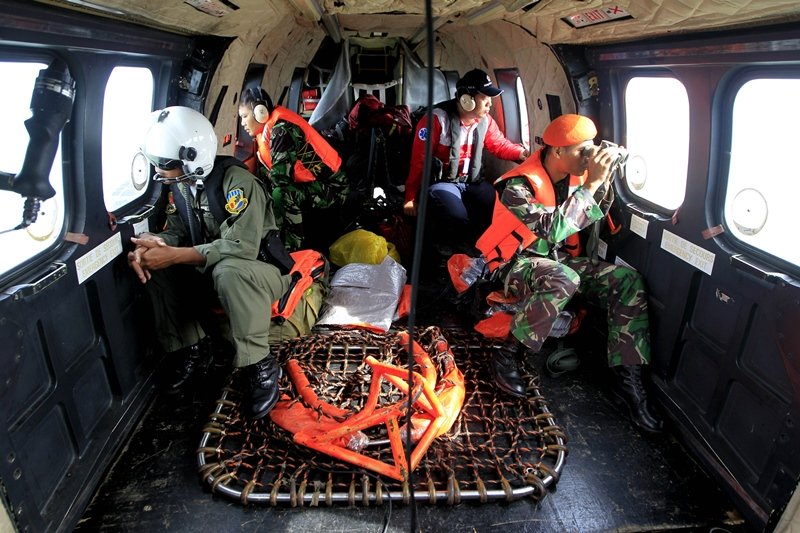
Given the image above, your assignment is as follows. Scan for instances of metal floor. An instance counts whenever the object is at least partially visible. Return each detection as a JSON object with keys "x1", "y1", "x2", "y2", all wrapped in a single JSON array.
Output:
[{"x1": 76, "y1": 322, "x2": 752, "y2": 533}]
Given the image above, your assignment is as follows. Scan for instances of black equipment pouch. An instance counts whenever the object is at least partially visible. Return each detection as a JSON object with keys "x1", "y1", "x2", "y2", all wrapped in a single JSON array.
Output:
[
  {"x1": 258, "y1": 230, "x2": 295, "y2": 275},
  {"x1": 430, "y1": 157, "x2": 444, "y2": 184}
]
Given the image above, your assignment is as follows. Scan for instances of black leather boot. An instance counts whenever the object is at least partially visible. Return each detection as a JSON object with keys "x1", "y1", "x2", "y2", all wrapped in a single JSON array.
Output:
[
  {"x1": 164, "y1": 341, "x2": 208, "y2": 393},
  {"x1": 609, "y1": 364, "x2": 663, "y2": 433},
  {"x1": 245, "y1": 356, "x2": 282, "y2": 420},
  {"x1": 491, "y1": 341, "x2": 527, "y2": 398}
]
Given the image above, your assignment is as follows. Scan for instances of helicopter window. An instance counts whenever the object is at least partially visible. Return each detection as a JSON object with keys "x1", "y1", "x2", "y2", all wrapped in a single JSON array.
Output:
[
  {"x1": 724, "y1": 77, "x2": 800, "y2": 268},
  {"x1": 0, "y1": 60, "x2": 66, "y2": 277},
  {"x1": 102, "y1": 65, "x2": 154, "y2": 212},
  {"x1": 494, "y1": 68, "x2": 530, "y2": 150},
  {"x1": 623, "y1": 76, "x2": 689, "y2": 210}
]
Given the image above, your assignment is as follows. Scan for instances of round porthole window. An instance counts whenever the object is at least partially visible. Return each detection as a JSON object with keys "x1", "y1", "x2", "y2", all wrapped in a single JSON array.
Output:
[
  {"x1": 130, "y1": 151, "x2": 149, "y2": 191},
  {"x1": 626, "y1": 154, "x2": 647, "y2": 191},
  {"x1": 731, "y1": 188, "x2": 768, "y2": 236}
]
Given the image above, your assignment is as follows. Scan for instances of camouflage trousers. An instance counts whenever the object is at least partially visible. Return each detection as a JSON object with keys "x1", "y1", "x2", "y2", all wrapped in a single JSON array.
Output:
[
  {"x1": 504, "y1": 255, "x2": 651, "y2": 366},
  {"x1": 271, "y1": 170, "x2": 350, "y2": 251}
]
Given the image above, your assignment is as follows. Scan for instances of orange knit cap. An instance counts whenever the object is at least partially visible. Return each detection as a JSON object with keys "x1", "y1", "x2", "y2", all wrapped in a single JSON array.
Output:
[{"x1": 542, "y1": 114, "x2": 597, "y2": 147}]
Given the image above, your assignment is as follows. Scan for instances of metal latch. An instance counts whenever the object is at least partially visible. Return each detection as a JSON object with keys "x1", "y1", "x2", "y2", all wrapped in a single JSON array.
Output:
[
  {"x1": 116, "y1": 204, "x2": 155, "y2": 225},
  {"x1": 3, "y1": 262, "x2": 67, "y2": 302}
]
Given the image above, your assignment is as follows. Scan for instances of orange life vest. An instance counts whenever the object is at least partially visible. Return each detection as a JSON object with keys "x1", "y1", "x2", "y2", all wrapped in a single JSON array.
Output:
[
  {"x1": 476, "y1": 150, "x2": 586, "y2": 270},
  {"x1": 271, "y1": 249, "x2": 327, "y2": 321},
  {"x1": 256, "y1": 105, "x2": 342, "y2": 184}
]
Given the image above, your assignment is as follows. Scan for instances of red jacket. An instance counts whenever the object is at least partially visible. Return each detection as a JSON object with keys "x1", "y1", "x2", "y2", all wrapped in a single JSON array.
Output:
[{"x1": 404, "y1": 101, "x2": 525, "y2": 203}]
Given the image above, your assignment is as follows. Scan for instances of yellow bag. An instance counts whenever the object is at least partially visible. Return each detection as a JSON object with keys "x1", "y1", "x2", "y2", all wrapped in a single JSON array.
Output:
[{"x1": 329, "y1": 229, "x2": 401, "y2": 267}]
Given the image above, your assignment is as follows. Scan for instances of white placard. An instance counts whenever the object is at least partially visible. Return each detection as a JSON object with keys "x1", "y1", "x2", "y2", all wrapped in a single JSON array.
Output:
[
  {"x1": 564, "y1": 5, "x2": 632, "y2": 28},
  {"x1": 75, "y1": 233, "x2": 123, "y2": 284},
  {"x1": 133, "y1": 219, "x2": 149, "y2": 237},
  {"x1": 660, "y1": 230, "x2": 715, "y2": 275},
  {"x1": 615, "y1": 256, "x2": 635, "y2": 270},
  {"x1": 597, "y1": 238, "x2": 608, "y2": 260},
  {"x1": 630, "y1": 213, "x2": 648, "y2": 239}
]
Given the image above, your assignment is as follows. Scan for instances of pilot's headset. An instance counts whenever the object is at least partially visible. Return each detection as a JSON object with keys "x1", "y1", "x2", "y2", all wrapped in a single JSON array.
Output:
[
  {"x1": 246, "y1": 87, "x2": 274, "y2": 124},
  {"x1": 456, "y1": 83, "x2": 478, "y2": 112}
]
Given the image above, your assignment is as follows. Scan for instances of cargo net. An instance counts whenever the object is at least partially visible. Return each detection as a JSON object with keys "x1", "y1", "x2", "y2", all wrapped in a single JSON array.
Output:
[{"x1": 197, "y1": 327, "x2": 568, "y2": 506}]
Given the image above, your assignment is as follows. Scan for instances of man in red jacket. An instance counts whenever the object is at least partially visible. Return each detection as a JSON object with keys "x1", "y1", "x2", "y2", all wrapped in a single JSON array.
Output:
[{"x1": 403, "y1": 69, "x2": 527, "y2": 253}]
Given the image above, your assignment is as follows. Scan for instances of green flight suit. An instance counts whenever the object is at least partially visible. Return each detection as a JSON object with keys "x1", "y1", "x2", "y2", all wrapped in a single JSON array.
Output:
[{"x1": 146, "y1": 162, "x2": 290, "y2": 368}]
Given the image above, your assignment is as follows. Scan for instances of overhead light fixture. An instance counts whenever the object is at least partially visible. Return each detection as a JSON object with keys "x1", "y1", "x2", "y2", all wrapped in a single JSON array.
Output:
[
  {"x1": 507, "y1": 0, "x2": 542, "y2": 11},
  {"x1": 62, "y1": 0, "x2": 128, "y2": 15},
  {"x1": 466, "y1": 2, "x2": 506, "y2": 26}
]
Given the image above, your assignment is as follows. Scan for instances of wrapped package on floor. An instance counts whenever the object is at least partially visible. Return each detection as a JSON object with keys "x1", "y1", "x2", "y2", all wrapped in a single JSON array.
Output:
[{"x1": 317, "y1": 256, "x2": 406, "y2": 331}]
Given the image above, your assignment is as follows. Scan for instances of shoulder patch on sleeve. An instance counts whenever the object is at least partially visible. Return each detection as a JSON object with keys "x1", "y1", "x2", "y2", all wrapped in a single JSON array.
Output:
[
  {"x1": 225, "y1": 188, "x2": 249, "y2": 215},
  {"x1": 418, "y1": 127, "x2": 427, "y2": 141},
  {"x1": 165, "y1": 191, "x2": 177, "y2": 214}
]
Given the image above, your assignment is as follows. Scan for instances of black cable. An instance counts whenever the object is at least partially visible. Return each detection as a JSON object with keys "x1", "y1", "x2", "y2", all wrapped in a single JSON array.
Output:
[{"x1": 402, "y1": 1, "x2": 435, "y2": 532}]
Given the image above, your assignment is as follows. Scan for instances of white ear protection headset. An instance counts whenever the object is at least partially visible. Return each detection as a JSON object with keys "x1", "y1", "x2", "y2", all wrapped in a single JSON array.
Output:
[
  {"x1": 457, "y1": 87, "x2": 476, "y2": 112},
  {"x1": 247, "y1": 88, "x2": 273, "y2": 124}
]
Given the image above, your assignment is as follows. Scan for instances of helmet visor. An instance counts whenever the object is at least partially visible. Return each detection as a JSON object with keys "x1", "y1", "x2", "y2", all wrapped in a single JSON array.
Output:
[{"x1": 140, "y1": 151, "x2": 183, "y2": 171}]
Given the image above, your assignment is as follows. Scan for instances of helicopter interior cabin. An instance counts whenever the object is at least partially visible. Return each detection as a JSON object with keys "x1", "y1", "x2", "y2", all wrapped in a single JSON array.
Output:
[{"x1": 1, "y1": 0, "x2": 800, "y2": 532}]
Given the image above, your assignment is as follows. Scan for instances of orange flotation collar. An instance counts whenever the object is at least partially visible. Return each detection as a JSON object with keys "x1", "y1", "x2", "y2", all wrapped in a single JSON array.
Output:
[{"x1": 269, "y1": 330, "x2": 465, "y2": 482}]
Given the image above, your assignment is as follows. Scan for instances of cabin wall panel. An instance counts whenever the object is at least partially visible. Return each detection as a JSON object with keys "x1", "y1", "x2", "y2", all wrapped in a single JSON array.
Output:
[
  {"x1": 207, "y1": 14, "x2": 324, "y2": 156},
  {"x1": 718, "y1": 381, "x2": 786, "y2": 480},
  {"x1": 72, "y1": 356, "x2": 113, "y2": 438},
  {"x1": 0, "y1": 315, "x2": 51, "y2": 427},
  {"x1": 690, "y1": 281, "x2": 745, "y2": 351},
  {"x1": 674, "y1": 341, "x2": 721, "y2": 414},
  {"x1": 740, "y1": 309, "x2": 794, "y2": 404},
  {"x1": 10, "y1": 404, "x2": 74, "y2": 515},
  {"x1": 588, "y1": 25, "x2": 800, "y2": 528}
]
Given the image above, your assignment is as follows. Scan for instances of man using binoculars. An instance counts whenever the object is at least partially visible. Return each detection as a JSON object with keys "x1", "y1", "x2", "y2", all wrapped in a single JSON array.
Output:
[{"x1": 476, "y1": 113, "x2": 662, "y2": 434}]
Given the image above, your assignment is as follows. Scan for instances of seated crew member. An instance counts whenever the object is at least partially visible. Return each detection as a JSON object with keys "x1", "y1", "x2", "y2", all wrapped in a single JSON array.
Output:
[
  {"x1": 128, "y1": 106, "x2": 290, "y2": 420},
  {"x1": 239, "y1": 87, "x2": 350, "y2": 251},
  {"x1": 403, "y1": 69, "x2": 528, "y2": 250},
  {"x1": 477, "y1": 113, "x2": 663, "y2": 433}
]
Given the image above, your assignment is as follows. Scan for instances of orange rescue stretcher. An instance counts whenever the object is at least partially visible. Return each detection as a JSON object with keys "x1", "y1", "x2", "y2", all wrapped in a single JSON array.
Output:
[{"x1": 269, "y1": 331, "x2": 465, "y2": 482}]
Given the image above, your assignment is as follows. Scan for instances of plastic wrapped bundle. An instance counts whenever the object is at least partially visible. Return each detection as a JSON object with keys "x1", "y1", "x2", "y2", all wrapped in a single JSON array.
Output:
[{"x1": 317, "y1": 256, "x2": 407, "y2": 331}]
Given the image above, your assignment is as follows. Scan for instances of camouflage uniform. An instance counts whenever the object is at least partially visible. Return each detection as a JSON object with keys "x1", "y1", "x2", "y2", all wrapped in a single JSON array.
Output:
[
  {"x1": 268, "y1": 121, "x2": 350, "y2": 251},
  {"x1": 500, "y1": 174, "x2": 651, "y2": 367}
]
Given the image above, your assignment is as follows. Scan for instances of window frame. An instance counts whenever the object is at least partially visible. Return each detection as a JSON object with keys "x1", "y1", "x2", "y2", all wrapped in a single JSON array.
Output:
[
  {"x1": 0, "y1": 51, "x2": 71, "y2": 283},
  {"x1": 494, "y1": 67, "x2": 529, "y2": 146},
  {"x1": 614, "y1": 69, "x2": 691, "y2": 215},
  {"x1": 711, "y1": 65, "x2": 800, "y2": 276},
  {"x1": 101, "y1": 61, "x2": 156, "y2": 214}
]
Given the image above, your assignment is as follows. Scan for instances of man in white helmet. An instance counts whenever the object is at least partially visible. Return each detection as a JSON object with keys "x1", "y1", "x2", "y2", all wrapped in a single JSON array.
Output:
[{"x1": 128, "y1": 106, "x2": 291, "y2": 420}]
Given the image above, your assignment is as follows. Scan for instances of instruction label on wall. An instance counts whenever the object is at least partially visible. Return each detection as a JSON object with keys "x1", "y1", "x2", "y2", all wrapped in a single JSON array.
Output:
[
  {"x1": 75, "y1": 232, "x2": 122, "y2": 284},
  {"x1": 630, "y1": 214, "x2": 648, "y2": 239},
  {"x1": 660, "y1": 230, "x2": 715, "y2": 275}
]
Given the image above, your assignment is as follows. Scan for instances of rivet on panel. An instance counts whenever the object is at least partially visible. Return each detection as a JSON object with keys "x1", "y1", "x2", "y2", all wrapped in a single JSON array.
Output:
[{"x1": 7, "y1": 452, "x2": 15, "y2": 463}]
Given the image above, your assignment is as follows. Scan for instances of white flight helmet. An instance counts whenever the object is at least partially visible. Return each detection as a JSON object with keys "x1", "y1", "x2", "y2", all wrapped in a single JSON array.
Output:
[{"x1": 141, "y1": 106, "x2": 217, "y2": 182}]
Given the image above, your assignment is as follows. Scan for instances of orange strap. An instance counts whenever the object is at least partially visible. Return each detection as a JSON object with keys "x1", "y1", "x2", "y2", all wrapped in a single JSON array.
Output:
[{"x1": 271, "y1": 249, "x2": 326, "y2": 320}]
